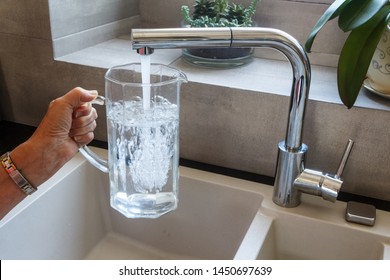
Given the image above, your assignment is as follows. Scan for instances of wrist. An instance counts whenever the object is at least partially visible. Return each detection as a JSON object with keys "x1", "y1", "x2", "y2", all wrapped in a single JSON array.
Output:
[
  {"x1": 10, "y1": 140, "x2": 48, "y2": 188},
  {"x1": 0, "y1": 162, "x2": 27, "y2": 219},
  {"x1": 1, "y1": 151, "x2": 37, "y2": 195},
  {"x1": 10, "y1": 136, "x2": 76, "y2": 188}
]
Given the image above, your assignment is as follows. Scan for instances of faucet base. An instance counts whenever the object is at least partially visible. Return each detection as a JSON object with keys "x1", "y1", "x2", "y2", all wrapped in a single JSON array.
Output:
[{"x1": 273, "y1": 141, "x2": 308, "y2": 207}]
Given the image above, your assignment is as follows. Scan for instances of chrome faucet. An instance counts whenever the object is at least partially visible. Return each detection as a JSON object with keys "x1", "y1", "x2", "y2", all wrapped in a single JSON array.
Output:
[{"x1": 131, "y1": 27, "x2": 353, "y2": 208}]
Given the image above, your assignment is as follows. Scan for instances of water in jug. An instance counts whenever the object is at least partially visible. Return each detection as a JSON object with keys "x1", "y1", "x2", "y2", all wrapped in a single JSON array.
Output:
[{"x1": 80, "y1": 63, "x2": 187, "y2": 218}]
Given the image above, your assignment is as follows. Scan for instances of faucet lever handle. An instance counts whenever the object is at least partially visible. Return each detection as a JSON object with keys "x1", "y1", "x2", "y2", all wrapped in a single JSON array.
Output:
[
  {"x1": 294, "y1": 139, "x2": 354, "y2": 203},
  {"x1": 335, "y1": 139, "x2": 354, "y2": 179}
]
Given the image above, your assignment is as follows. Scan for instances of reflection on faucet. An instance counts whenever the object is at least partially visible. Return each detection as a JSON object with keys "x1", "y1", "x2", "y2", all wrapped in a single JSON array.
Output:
[{"x1": 131, "y1": 27, "x2": 353, "y2": 208}]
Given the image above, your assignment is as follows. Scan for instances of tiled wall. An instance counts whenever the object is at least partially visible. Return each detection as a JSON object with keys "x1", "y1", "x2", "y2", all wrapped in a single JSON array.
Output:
[
  {"x1": 0, "y1": 0, "x2": 389, "y2": 202},
  {"x1": 0, "y1": 0, "x2": 53, "y2": 124},
  {"x1": 49, "y1": 0, "x2": 139, "y2": 57},
  {"x1": 49, "y1": 0, "x2": 138, "y2": 38},
  {"x1": 0, "y1": 0, "x2": 138, "y2": 124},
  {"x1": 179, "y1": 80, "x2": 390, "y2": 201}
]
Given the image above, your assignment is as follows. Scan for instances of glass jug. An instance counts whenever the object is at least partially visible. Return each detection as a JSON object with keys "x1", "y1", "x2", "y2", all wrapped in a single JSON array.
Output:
[{"x1": 80, "y1": 63, "x2": 187, "y2": 218}]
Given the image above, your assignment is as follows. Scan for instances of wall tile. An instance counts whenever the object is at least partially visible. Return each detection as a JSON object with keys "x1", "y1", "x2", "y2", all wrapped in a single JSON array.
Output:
[
  {"x1": 49, "y1": 0, "x2": 139, "y2": 39},
  {"x1": 180, "y1": 82, "x2": 288, "y2": 177},
  {"x1": 0, "y1": 0, "x2": 51, "y2": 40},
  {"x1": 180, "y1": 82, "x2": 390, "y2": 202}
]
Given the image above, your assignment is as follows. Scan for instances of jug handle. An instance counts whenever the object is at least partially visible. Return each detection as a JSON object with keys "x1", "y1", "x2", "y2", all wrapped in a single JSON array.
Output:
[{"x1": 78, "y1": 95, "x2": 109, "y2": 173}]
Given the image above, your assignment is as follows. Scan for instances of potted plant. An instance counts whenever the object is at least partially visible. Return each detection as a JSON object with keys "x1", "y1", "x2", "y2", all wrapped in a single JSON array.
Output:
[
  {"x1": 181, "y1": 0, "x2": 260, "y2": 67},
  {"x1": 305, "y1": 0, "x2": 390, "y2": 108}
]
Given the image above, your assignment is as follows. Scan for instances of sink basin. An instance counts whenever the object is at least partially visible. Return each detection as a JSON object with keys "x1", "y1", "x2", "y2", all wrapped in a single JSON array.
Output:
[
  {"x1": 253, "y1": 207, "x2": 390, "y2": 260},
  {"x1": 1, "y1": 147, "x2": 389, "y2": 260},
  {"x1": 236, "y1": 189, "x2": 390, "y2": 260},
  {"x1": 0, "y1": 148, "x2": 262, "y2": 260}
]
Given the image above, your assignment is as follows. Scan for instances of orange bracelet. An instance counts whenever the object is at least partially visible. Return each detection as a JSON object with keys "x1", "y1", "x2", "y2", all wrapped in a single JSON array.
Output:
[{"x1": 1, "y1": 152, "x2": 36, "y2": 195}]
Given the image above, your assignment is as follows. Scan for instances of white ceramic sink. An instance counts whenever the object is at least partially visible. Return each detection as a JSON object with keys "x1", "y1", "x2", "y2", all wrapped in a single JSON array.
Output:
[
  {"x1": 236, "y1": 190, "x2": 390, "y2": 260},
  {"x1": 0, "y1": 148, "x2": 261, "y2": 260},
  {"x1": 1, "y1": 147, "x2": 389, "y2": 260}
]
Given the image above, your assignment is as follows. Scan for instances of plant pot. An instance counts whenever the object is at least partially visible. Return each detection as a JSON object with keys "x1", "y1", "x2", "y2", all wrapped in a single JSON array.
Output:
[
  {"x1": 182, "y1": 47, "x2": 254, "y2": 68},
  {"x1": 366, "y1": 25, "x2": 390, "y2": 97}
]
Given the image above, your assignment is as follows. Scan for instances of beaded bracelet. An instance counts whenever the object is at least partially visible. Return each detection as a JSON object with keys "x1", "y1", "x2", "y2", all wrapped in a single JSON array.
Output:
[{"x1": 1, "y1": 152, "x2": 36, "y2": 195}]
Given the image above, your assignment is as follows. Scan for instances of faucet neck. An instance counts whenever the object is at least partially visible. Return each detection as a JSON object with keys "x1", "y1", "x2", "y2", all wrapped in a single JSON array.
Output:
[
  {"x1": 230, "y1": 27, "x2": 311, "y2": 150},
  {"x1": 132, "y1": 27, "x2": 312, "y2": 208},
  {"x1": 132, "y1": 27, "x2": 311, "y2": 150},
  {"x1": 132, "y1": 27, "x2": 233, "y2": 49}
]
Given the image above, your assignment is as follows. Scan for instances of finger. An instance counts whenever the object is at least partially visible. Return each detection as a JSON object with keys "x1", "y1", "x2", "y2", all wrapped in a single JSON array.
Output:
[
  {"x1": 69, "y1": 121, "x2": 96, "y2": 138},
  {"x1": 73, "y1": 132, "x2": 95, "y2": 146},
  {"x1": 70, "y1": 119, "x2": 97, "y2": 139},
  {"x1": 63, "y1": 87, "x2": 98, "y2": 109},
  {"x1": 73, "y1": 103, "x2": 93, "y2": 118},
  {"x1": 71, "y1": 108, "x2": 97, "y2": 129}
]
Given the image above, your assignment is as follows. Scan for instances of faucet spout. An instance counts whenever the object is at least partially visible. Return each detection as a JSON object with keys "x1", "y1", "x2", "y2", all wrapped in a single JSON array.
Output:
[
  {"x1": 132, "y1": 27, "x2": 310, "y2": 149},
  {"x1": 132, "y1": 27, "x2": 233, "y2": 49},
  {"x1": 131, "y1": 27, "x2": 313, "y2": 207},
  {"x1": 137, "y1": 47, "x2": 154, "y2": 55}
]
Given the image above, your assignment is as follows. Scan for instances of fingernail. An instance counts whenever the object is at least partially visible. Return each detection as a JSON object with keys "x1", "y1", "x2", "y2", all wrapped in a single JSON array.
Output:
[{"x1": 89, "y1": 90, "x2": 98, "y2": 97}]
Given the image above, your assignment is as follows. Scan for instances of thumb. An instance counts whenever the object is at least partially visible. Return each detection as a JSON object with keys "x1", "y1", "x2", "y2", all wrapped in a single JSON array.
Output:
[{"x1": 64, "y1": 87, "x2": 98, "y2": 108}]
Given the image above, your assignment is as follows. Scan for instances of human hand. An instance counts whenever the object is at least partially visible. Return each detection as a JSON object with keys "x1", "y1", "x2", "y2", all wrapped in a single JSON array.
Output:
[{"x1": 10, "y1": 87, "x2": 98, "y2": 187}]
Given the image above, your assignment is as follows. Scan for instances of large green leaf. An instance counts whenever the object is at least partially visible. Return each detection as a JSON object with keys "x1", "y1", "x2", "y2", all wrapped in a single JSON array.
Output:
[
  {"x1": 338, "y1": 0, "x2": 388, "y2": 31},
  {"x1": 337, "y1": 5, "x2": 390, "y2": 108},
  {"x1": 305, "y1": 0, "x2": 352, "y2": 52}
]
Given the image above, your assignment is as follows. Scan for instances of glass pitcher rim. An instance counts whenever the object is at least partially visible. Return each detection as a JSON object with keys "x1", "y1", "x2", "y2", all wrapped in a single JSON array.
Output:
[{"x1": 105, "y1": 62, "x2": 188, "y2": 87}]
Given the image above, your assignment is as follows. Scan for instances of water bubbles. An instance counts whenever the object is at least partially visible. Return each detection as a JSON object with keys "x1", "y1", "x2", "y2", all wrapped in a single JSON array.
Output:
[{"x1": 107, "y1": 98, "x2": 179, "y2": 194}]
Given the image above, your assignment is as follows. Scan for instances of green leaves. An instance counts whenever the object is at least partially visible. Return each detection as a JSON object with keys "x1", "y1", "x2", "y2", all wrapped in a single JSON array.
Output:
[
  {"x1": 182, "y1": 0, "x2": 260, "y2": 27},
  {"x1": 305, "y1": 0, "x2": 390, "y2": 108},
  {"x1": 338, "y1": 0, "x2": 388, "y2": 31},
  {"x1": 338, "y1": 5, "x2": 390, "y2": 108},
  {"x1": 305, "y1": 0, "x2": 352, "y2": 52}
]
